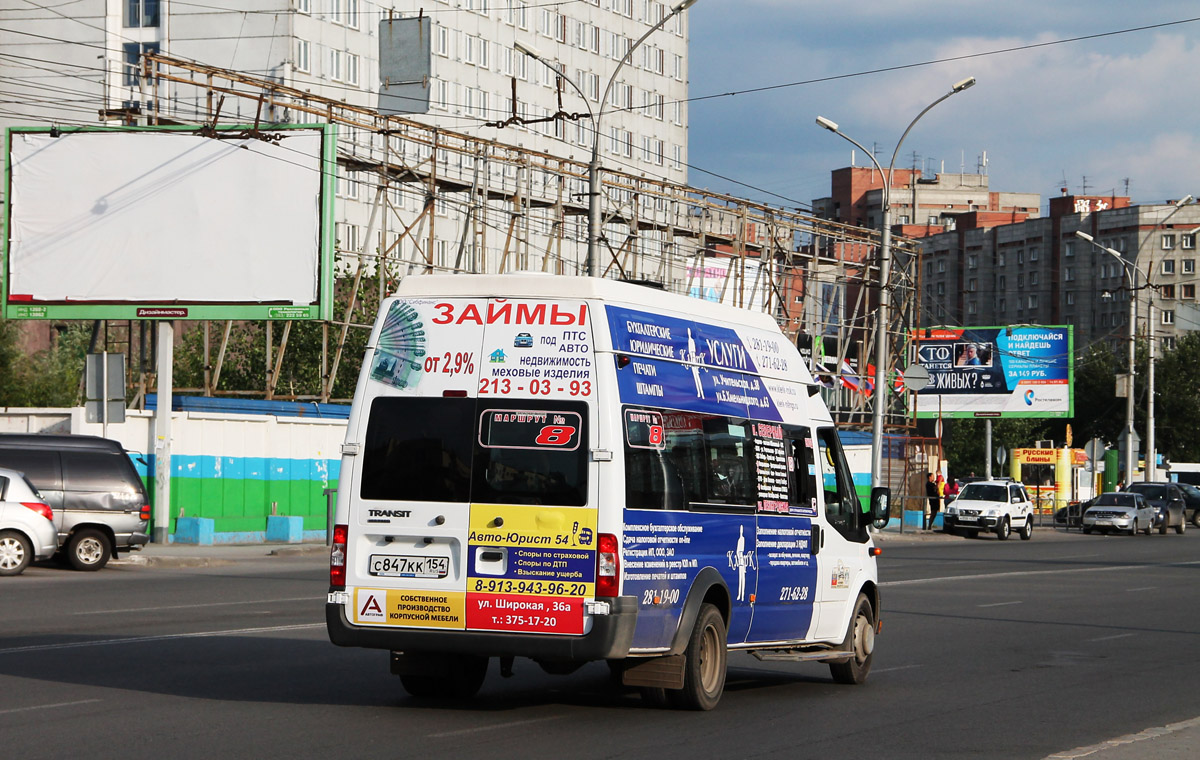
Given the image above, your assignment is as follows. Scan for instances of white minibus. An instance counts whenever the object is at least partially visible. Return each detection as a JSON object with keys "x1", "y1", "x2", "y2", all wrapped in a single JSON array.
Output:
[{"x1": 326, "y1": 274, "x2": 889, "y2": 709}]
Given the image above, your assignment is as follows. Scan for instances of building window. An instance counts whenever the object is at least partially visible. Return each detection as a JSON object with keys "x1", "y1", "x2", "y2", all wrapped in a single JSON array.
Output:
[
  {"x1": 1017, "y1": 250, "x2": 1024, "y2": 264},
  {"x1": 294, "y1": 0, "x2": 310, "y2": 14},
  {"x1": 967, "y1": 254, "x2": 978, "y2": 269},
  {"x1": 1064, "y1": 267, "x2": 1074, "y2": 282},
  {"x1": 1184, "y1": 259, "x2": 1196, "y2": 274},
  {"x1": 967, "y1": 278, "x2": 977, "y2": 292},
  {"x1": 925, "y1": 262, "x2": 933, "y2": 278},
  {"x1": 936, "y1": 283, "x2": 946, "y2": 296},
  {"x1": 1162, "y1": 310, "x2": 1175, "y2": 325},
  {"x1": 998, "y1": 275, "x2": 1007, "y2": 289},
  {"x1": 1183, "y1": 284, "x2": 1196, "y2": 299},
  {"x1": 937, "y1": 259, "x2": 945, "y2": 273},
  {"x1": 1161, "y1": 284, "x2": 1176, "y2": 299},
  {"x1": 967, "y1": 301, "x2": 977, "y2": 315},
  {"x1": 126, "y1": 0, "x2": 160, "y2": 27},
  {"x1": 123, "y1": 42, "x2": 160, "y2": 85},
  {"x1": 346, "y1": 53, "x2": 360, "y2": 86},
  {"x1": 1064, "y1": 240, "x2": 1075, "y2": 257},
  {"x1": 330, "y1": 0, "x2": 343, "y2": 25},
  {"x1": 346, "y1": 0, "x2": 359, "y2": 28},
  {"x1": 1162, "y1": 259, "x2": 1176, "y2": 275},
  {"x1": 1163, "y1": 336, "x2": 1177, "y2": 351},
  {"x1": 1028, "y1": 294, "x2": 1038, "y2": 309},
  {"x1": 998, "y1": 298, "x2": 1006, "y2": 312},
  {"x1": 1017, "y1": 274, "x2": 1024, "y2": 288},
  {"x1": 1031, "y1": 272, "x2": 1039, "y2": 286},
  {"x1": 997, "y1": 251, "x2": 1006, "y2": 266},
  {"x1": 1184, "y1": 233, "x2": 1196, "y2": 250},
  {"x1": 1066, "y1": 292, "x2": 1075, "y2": 306},
  {"x1": 328, "y1": 49, "x2": 344, "y2": 81},
  {"x1": 295, "y1": 39, "x2": 310, "y2": 72},
  {"x1": 1162, "y1": 234, "x2": 1177, "y2": 250},
  {"x1": 1029, "y1": 246, "x2": 1039, "y2": 262}
]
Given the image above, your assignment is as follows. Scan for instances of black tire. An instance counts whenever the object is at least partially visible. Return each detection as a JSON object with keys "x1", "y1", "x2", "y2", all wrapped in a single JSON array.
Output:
[
  {"x1": 0, "y1": 530, "x2": 33, "y2": 576},
  {"x1": 399, "y1": 655, "x2": 488, "y2": 699},
  {"x1": 1159, "y1": 518, "x2": 1168, "y2": 535},
  {"x1": 1082, "y1": 527, "x2": 1093, "y2": 534},
  {"x1": 829, "y1": 593, "x2": 875, "y2": 685},
  {"x1": 1191, "y1": 511, "x2": 1200, "y2": 529},
  {"x1": 66, "y1": 529, "x2": 111, "y2": 571},
  {"x1": 966, "y1": 529, "x2": 980, "y2": 539},
  {"x1": 1176, "y1": 517, "x2": 1186, "y2": 535},
  {"x1": 1144, "y1": 520, "x2": 1153, "y2": 536},
  {"x1": 1130, "y1": 520, "x2": 1138, "y2": 536},
  {"x1": 669, "y1": 603, "x2": 727, "y2": 711},
  {"x1": 996, "y1": 517, "x2": 1011, "y2": 541},
  {"x1": 1019, "y1": 518, "x2": 1033, "y2": 540}
]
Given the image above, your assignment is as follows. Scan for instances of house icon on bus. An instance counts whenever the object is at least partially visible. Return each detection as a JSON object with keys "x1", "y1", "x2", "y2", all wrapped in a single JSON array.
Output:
[{"x1": 489, "y1": 349, "x2": 507, "y2": 363}]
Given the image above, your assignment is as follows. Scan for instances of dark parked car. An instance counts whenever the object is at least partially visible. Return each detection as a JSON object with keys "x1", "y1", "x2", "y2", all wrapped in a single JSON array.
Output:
[
  {"x1": 1123, "y1": 482, "x2": 1187, "y2": 534},
  {"x1": 0, "y1": 434, "x2": 150, "y2": 570},
  {"x1": 1175, "y1": 482, "x2": 1200, "y2": 528},
  {"x1": 1056, "y1": 497, "x2": 1096, "y2": 528}
]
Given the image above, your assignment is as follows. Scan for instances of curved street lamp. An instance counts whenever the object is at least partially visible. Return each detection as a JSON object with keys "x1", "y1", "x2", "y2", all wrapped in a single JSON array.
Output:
[
  {"x1": 516, "y1": 0, "x2": 698, "y2": 277},
  {"x1": 816, "y1": 76, "x2": 976, "y2": 493}
]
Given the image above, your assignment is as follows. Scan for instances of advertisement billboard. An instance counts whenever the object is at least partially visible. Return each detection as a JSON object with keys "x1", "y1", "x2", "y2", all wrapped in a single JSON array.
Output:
[
  {"x1": 3, "y1": 124, "x2": 335, "y2": 320},
  {"x1": 912, "y1": 326, "x2": 1073, "y2": 419}
]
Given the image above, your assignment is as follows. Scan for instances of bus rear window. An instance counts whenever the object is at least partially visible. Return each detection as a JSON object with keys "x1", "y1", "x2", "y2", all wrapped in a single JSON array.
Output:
[{"x1": 361, "y1": 398, "x2": 588, "y2": 506}]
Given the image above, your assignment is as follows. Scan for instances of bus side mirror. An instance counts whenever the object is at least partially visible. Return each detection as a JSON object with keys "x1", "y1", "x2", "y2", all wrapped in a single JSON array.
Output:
[{"x1": 870, "y1": 486, "x2": 891, "y2": 529}]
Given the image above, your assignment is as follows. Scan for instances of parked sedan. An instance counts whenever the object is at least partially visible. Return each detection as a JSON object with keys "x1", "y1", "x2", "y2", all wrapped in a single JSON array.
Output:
[
  {"x1": 0, "y1": 466, "x2": 58, "y2": 576},
  {"x1": 1082, "y1": 492, "x2": 1154, "y2": 535},
  {"x1": 1124, "y1": 482, "x2": 1187, "y2": 534},
  {"x1": 1176, "y1": 482, "x2": 1200, "y2": 528}
]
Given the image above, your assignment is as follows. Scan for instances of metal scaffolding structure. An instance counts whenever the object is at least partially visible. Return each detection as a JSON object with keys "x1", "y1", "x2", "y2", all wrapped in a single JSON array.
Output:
[{"x1": 107, "y1": 53, "x2": 920, "y2": 429}]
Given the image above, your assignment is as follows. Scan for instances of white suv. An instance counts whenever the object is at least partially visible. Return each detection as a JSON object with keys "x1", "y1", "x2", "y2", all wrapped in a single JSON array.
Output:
[{"x1": 943, "y1": 480, "x2": 1034, "y2": 540}]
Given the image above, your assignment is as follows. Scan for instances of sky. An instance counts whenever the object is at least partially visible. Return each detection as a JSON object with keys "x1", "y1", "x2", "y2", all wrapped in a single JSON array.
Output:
[{"x1": 686, "y1": 1, "x2": 1200, "y2": 213}]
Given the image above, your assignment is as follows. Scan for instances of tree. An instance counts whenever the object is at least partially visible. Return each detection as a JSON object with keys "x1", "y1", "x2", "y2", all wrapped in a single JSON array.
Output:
[
  {"x1": 1151, "y1": 332, "x2": 1200, "y2": 462},
  {"x1": 0, "y1": 319, "x2": 92, "y2": 407}
]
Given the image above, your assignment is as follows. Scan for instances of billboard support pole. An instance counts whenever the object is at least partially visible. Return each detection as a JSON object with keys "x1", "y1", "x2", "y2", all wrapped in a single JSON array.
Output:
[
  {"x1": 152, "y1": 321, "x2": 173, "y2": 544},
  {"x1": 984, "y1": 419, "x2": 993, "y2": 480}
]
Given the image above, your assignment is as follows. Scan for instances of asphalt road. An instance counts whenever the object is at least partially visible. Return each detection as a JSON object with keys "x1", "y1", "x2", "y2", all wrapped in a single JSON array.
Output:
[{"x1": 1, "y1": 529, "x2": 1198, "y2": 760}]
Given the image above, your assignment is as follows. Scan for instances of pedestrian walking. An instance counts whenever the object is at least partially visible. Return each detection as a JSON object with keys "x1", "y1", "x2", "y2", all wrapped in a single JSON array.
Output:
[{"x1": 925, "y1": 472, "x2": 940, "y2": 530}]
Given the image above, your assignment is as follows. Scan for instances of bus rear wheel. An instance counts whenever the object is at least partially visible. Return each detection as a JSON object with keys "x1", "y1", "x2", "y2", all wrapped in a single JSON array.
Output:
[{"x1": 667, "y1": 603, "x2": 726, "y2": 711}]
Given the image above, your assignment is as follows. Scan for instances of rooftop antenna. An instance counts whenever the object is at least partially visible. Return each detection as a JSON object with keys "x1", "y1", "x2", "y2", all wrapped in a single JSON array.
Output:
[
  {"x1": 1122, "y1": 177, "x2": 1131, "y2": 196},
  {"x1": 1081, "y1": 175, "x2": 1091, "y2": 195}
]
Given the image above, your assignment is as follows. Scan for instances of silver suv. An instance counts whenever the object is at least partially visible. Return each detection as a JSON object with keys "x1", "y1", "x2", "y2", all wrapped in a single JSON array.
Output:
[
  {"x1": 0, "y1": 434, "x2": 150, "y2": 570},
  {"x1": 943, "y1": 480, "x2": 1034, "y2": 540}
]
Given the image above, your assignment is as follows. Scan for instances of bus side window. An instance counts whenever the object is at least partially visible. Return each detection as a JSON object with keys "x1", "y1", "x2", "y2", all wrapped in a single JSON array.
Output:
[
  {"x1": 786, "y1": 427, "x2": 818, "y2": 510},
  {"x1": 816, "y1": 427, "x2": 864, "y2": 541}
]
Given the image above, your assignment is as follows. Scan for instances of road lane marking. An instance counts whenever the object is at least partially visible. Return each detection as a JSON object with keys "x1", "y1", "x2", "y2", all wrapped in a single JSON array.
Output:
[
  {"x1": 0, "y1": 699, "x2": 101, "y2": 716},
  {"x1": 1125, "y1": 586, "x2": 1156, "y2": 592},
  {"x1": 882, "y1": 559, "x2": 1200, "y2": 587},
  {"x1": 978, "y1": 601, "x2": 1022, "y2": 608},
  {"x1": 1087, "y1": 633, "x2": 1135, "y2": 642},
  {"x1": 428, "y1": 715, "x2": 566, "y2": 738},
  {"x1": 872, "y1": 664, "x2": 923, "y2": 674},
  {"x1": 1046, "y1": 714, "x2": 1200, "y2": 758},
  {"x1": 72, "y1": 597, "x2": 317, "y2": 615},
  {"x1": 0, "y1": 623, "x2": 324, "y2": 655}
]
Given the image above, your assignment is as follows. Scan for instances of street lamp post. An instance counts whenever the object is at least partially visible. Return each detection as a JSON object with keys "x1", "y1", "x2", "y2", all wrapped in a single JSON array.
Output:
[
  {"x1": 1142, "y1": 196, "x2": 1192, "y2": 481},
  {"x1": 516, "y1": 0, "x2": 698, "y2": 277},
  {"x1": 1075, "y1": 230, "x2": 1138, "y2": 485},
  {"x1": 816, "y1": 76, "x2": 976, "y2": 493}
]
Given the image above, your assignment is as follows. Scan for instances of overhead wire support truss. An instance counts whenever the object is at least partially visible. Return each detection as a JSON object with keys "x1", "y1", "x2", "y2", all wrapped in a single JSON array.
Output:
[{"x1": 138, "y1": 52, "x2": 918, "y2": 428}]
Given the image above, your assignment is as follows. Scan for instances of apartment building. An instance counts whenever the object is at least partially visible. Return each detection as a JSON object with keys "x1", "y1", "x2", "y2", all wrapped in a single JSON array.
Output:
[{"x1": 919, "y1": 194, "x2": 1200, "y2": 352}]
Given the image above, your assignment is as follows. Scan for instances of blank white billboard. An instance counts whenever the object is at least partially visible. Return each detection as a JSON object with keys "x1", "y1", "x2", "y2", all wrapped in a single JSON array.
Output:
[{"x1": 4, "y1": 126, "x2": 332, "y2": 319}]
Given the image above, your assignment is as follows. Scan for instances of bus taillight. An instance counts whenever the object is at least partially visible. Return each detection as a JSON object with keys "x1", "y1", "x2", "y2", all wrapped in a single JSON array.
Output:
[{"x1": 596, "y1": 533, "x2": 619, "y2": 597}]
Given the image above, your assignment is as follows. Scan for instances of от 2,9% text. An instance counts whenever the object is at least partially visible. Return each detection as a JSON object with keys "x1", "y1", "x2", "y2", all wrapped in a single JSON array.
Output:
[{"x1": 424, "y1": 352, "x2": 475, "y2": 376}]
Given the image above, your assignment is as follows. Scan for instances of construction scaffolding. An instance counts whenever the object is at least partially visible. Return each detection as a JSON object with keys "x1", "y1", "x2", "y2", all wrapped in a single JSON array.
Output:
[{"x1": 96, "y1": 53, "x2": 920, "y2": 430}]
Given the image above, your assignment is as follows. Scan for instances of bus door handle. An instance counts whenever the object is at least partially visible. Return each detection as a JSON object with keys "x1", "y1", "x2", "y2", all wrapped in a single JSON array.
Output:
[{"x1": 811, "y1": 524, "x2": 821, "y2": 556}]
